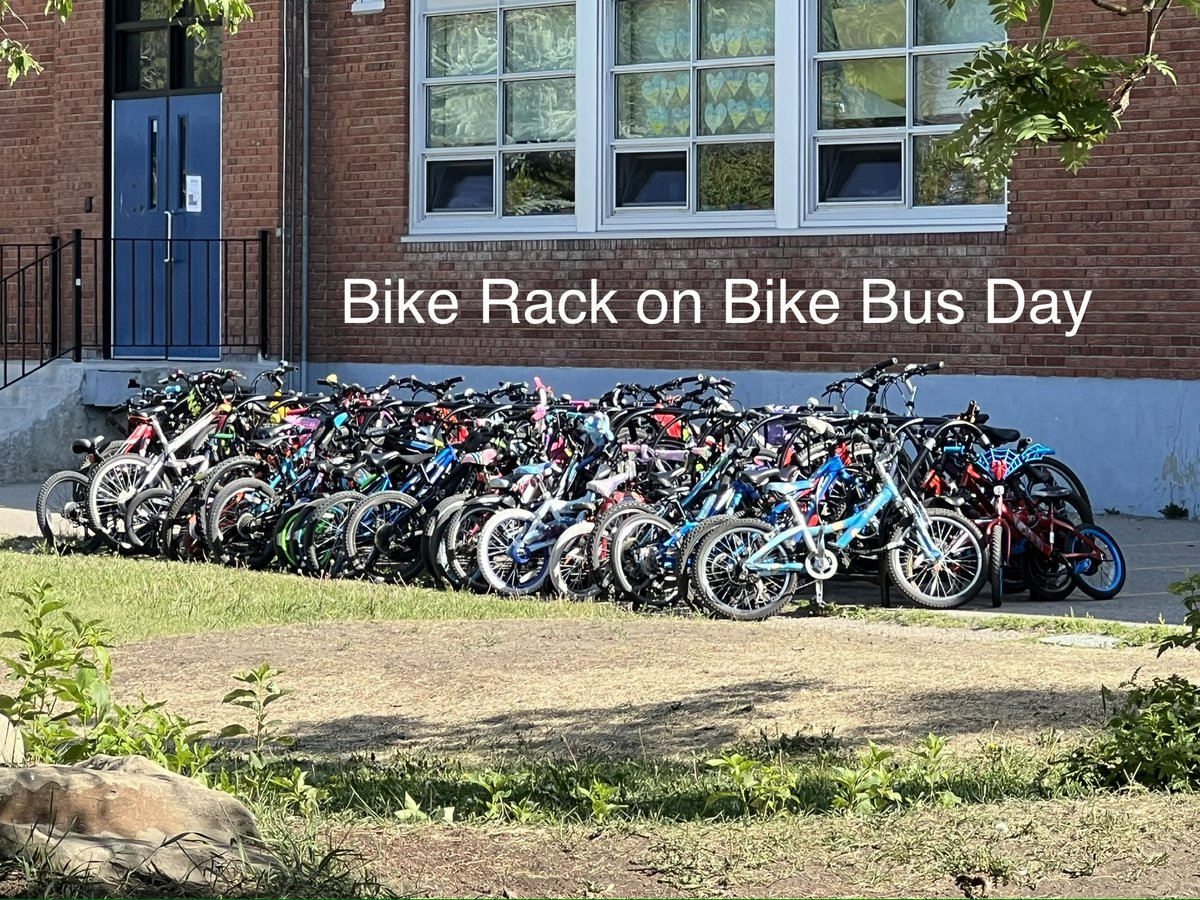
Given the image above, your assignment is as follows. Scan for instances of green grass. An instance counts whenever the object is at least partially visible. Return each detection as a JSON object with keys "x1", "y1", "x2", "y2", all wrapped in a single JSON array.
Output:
[
  {"x1": 0, "y1": 548, "x2": 627, "y2": 644},
  {"x1": 828, "y1": 603, "x2": 1185, "y2": 646}
]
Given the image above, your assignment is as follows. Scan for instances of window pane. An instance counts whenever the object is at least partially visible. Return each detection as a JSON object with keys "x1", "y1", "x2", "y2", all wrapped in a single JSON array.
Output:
[
  {"x1": 505, "y1": 77, "x2": 576, "y2": 143},
  {"x1": 917, "y1": 0, "x2": 1005, "y2": 45},
  {"x1": 116, "y1": 29, "x2": 170, "y2": 92},
  {"x1": 504, "y1": 150, "x2": 575, "y2": 215},
  {"x1": 117, "y1": 0, "x2": 174, "y2": 22},
  {"x1": 616, "y1": 0, "x2": 690, "y2": 66},
  {"x1": 699, "y1": 65, "x2": 773, "y2": 135},
  {"x1": 700, "y1": 0, "x2": 774, "y2": 59},
  {"x1": 915, "y1": 52, "x2": 975, "y2": 125},
  {"x1": 819, "y1": 143, "x2": 902, "y2": 202},
  {"x1": 616, "y1": 71, "x2": 691, "y2": 139},
  {"x1": 428, "y1": 12, "x2": 497, "y2": 78},
  {"x1": 699, "y1": 143, "x2": 773, "y2": 211},
  {"x1": 428, "y1": 83, "x2": 498, "y2": 147},
  {"x1": 506, "y1": 5, "x2": 576, "y2": 73},
  {"x1": 914, "y1": 136, "x2": 1003, "y2": 206},
  {"x1": 179, "y1": 26, "x2": 223, "y2": 89},
  {"x1": 427, "y1": 159, "x2": 494, "y2": 212},
  {"x1": 819, "y1": 58, "x2": 906, "y2": 129},
  {"x1": 616, "y1": 151, "x2": 687, "y2": 207},
  {"x1": 819, "y1": 0, "x2": 906, "y2": 52}
]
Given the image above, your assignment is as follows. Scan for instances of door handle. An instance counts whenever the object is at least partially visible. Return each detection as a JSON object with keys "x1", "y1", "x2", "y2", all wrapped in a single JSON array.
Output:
[{"x1": 164, "y1": 210, "x2": 173, "y2": 264}]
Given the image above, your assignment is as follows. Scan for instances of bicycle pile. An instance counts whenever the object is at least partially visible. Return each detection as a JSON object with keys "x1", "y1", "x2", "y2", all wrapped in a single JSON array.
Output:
[{"x1": 35, "y1": 359, "x2": 1126, "y2": 620}]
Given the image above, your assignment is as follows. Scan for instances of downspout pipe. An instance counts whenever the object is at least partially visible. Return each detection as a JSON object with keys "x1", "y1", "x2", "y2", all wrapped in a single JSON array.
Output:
[{"x1": 299, "y1": 0, "x2": 311, "y2": 388}]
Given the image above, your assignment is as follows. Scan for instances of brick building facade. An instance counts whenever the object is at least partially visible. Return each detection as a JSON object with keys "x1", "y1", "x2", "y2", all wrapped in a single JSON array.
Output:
[{"x1": 0, "y1": 0, "x2": 1198, "y2": 512}]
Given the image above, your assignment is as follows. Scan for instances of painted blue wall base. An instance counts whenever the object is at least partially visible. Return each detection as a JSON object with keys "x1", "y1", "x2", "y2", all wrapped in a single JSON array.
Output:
[{"x1": 312, "y1": 362, "x2": 1200, "y2": 518}]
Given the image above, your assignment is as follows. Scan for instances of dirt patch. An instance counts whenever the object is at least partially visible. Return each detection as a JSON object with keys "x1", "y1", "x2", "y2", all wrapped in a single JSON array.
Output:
[
  {"x1": 342, "y1": 793, "x2": 1200, "y2": 898},
  {"x1": 111, "y1": 616, "x2": 1200, "y2": 757}
]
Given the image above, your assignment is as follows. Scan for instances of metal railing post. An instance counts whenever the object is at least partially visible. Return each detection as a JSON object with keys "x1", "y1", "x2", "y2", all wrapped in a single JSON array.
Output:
[
  {"x1": 258, "y1": 229, "x2": 270, "y2": 357},
  {"x1": 49, "y1": 236, "x2": 61, "y2": 359},
  {"x1": 72, "y1": 229, "x2": 83, "y2": 363}
]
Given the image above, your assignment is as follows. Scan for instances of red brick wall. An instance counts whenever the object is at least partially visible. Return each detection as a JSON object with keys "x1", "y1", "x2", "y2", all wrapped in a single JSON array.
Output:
[
  {"x1": 1, "y1": 2, "x2": 1197, "y2": 378},
  {"x1": 305, "y1": 3, "x2": 1200, "y2": 380}
]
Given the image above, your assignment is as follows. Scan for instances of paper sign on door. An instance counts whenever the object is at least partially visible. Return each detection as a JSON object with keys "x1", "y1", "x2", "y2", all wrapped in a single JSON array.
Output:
[{"x1": 185, "y1": 175, "x2": 202, "y2": 213}]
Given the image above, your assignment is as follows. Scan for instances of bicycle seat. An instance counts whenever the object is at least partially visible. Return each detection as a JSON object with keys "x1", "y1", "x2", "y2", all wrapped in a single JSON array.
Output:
[
  {"x1": 741, "y1": 466, "x2": 781, "y2": 487},
  {"x1": 397, "y1": 450, "x2": 435, "y2": 466},
  {"x1": 1030, "y1": 484, "x2": 1073, "y2": 501},
  {"x1": 515, "y1": 460, "x2": 555, "y2": 476},
  {"x1": 983, "y1": 426, "x2": 1021, "y2": 445},
  {"x1": 586, "y1": 472, "x2": 631, "y2": 498},
  {"x1": 367, "y1": 450, "x2": 401, "y2": 468},
  {"x1": 766, "y1": 479, "x2": 813, "y2": 496}
]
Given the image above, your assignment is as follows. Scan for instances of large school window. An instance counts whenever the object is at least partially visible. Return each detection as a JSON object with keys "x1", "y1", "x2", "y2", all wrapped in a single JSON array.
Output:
[{"x1": 410, "y1": 0, "x2": 1005, "y2": 238}]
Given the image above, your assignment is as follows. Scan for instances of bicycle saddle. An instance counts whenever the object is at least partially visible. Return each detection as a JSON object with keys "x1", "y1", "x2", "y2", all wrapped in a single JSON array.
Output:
[
  {"x1": 585, "y1": 472, "x2": 630, "y2": 498},
  {"x1": 741, "y1": 466, "x2": 782, "y2": 486},
  {"x1": 397, "y1": 450, "x2": 435, "y2": 465},
  {"x1": 982, "y1": 425, "x2": 1021, "y2": 445},
  {"x1": 1030, "y1": 483, "x2": 1073, "y2": 501}
]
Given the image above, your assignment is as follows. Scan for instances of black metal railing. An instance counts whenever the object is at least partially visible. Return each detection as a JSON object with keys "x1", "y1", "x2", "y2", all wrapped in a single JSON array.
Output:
[{"x1": 0, "y1": 230, "x2": 271, "y2": 391}]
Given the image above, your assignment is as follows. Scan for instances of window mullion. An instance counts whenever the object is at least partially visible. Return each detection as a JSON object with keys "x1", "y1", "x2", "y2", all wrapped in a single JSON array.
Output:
[
  {"x1": 776, "y1": 0, "x2": 800, "y2": 228},
  {"x1": 576, "y1": 0, "x2": 601, "y2": 233}
]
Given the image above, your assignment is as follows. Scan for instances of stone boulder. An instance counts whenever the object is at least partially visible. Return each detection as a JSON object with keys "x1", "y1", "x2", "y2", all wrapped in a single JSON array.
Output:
[
  {"x1": 0, "y1": 754, "x2": 276, "y2": 889},
  {"x1": 0, "y1": 716, "x2": 23, "y2": 766}
]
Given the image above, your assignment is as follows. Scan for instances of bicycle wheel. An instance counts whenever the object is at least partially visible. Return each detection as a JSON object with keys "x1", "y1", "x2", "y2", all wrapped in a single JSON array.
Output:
[
  {"x1": 421, "y1": 492, "x2": 470, "y2": 586},
  {"x1": 987, "y1": 525, "x2": 1005, "y2": 608},
  {"x1": 272, "y1": 500, "x2": 316, "y2": 572},
  {"x1": 160, "y1": 480, "x2": 204, "y2": 561},
  {"x1": 123, "y1": 487, "x2": 175, "y2": 554},
  {"x1": 609, "y1": 513, "x2": 679, "y2": 608},
  {"x1": 1018, "y1": 459, "x2": 1094, "y2": 522},
  {"x1": 343, "y1": 491, "x2": 423, "y2": 583},
  {"x1": 443, "y1": 500, "x2": 506, "y2": 592},
  {"x1": 476, "y1": 508, "x2": 551, "y2": 596},
  {"x1": 86, "y1": 453, "x2": 153, "y2": 549},
  {"x1": 301, "y1": 490, "x2": 365, "y2": 577},
  {"x1": 1069, "y1": 523, "x2": 1126, "y2": 600},
  {"x1": 195, "y1": 455, "x2": 267, "y2": 536},
  {"x1": 887, "y1": 510, "x2": 985, "y2": 609},
  {"x1": 675, "y1": 514, "x2": 737, "y2": 609},
  {"x1": 549, "y1": 521, "x2": 600, "y2": 601},
  {"x1": 692, "y1": 518, "x2": 797, "y2": 621},
  {"x1": 36, "y1": 470, "x2": 98, "y2": 554},
  {"x1": 208, "y1": 477, "x2": 278, "y2": 569},
  {"x1": 587, "y1": 500, "x2": 654, "y2": 582}
]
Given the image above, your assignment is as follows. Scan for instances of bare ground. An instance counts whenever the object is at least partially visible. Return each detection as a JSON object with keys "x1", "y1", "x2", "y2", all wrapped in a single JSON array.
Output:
[
  {"x1": 113, "y1": 616, "x2": 1200, "y2": 756},
  {"x1": 109, "y1": 616, "x2": 1200, "y2": 897}
]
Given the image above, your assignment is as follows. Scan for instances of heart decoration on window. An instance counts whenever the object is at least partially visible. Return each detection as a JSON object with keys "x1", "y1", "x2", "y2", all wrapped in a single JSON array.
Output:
[
  {"x1": 724, "y1": 68, "x2": 746, "y2": 98},
  {"x1": 708, "y1": 31, "x2": 726, "y2": 56},
  {"x1": 674, "y1": 72, "x2": 690, "y2": 102},
  {"x1": 751, "y1": 96, "x2": 772, "y2": 125},
  {"x1": 676, "y1": 28, "x2": 689, "y2": 55},
  {"x1": 748, "y1": 27, "x2": 770, "y2": 56},
  {"x1": 655, "y1": 30, "x2": 676, "y2": 59},
  {"x1": 726, "y1": 26, "x2": 744, "y2": 58},
  {"x1": 648, "y1": 105, "x2": 668, "y2": 135},
  {"x1": 703, "y1": 102, "x2": 728, "y2": 133},
  {"x1": 641, "y1": 79, "x2": 661, "y2": 104},
  {"x1": 705, "y1": 69, "x2": 727, "y2": 101},
  {"x1": 747, "y1": 69, "x2": 770, "y2": 98},
  {"x1": 727, "y1": 99, "x2": 749, "y2": 129},
  {"x1": 671, "y1": 105, "x2": 690, "y2": 134}
]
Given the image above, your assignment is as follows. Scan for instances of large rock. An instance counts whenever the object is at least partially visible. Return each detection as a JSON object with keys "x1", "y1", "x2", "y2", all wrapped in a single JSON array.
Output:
[
  {"x1": 0, "y1": 754, "x2": 276, "y2": 889},
  {"x1": 0, "y1": 716, "x2": 23, "y2": 766}
]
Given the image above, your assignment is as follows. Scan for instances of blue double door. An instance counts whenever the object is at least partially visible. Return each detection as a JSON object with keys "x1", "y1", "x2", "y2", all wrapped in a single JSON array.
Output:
[{"x1": 112, "y1": 94, "x2": 221, "y2": 359}]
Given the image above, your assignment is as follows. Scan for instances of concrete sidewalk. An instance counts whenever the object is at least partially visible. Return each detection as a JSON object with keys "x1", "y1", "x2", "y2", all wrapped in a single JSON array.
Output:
[{"x1": 2, "y1": 482, "x2": 1197, "y2": 624}]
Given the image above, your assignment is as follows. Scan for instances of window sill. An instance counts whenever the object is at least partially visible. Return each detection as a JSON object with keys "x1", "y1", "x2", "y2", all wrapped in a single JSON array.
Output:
[{"x1": 401, "y1": 220, "x2": 1007, "y2": 243}]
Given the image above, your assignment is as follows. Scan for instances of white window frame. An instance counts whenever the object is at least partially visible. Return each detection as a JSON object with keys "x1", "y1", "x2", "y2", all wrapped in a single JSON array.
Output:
[{"x1": 407, "y1": 0, "x2": 1006, "y2": 241}]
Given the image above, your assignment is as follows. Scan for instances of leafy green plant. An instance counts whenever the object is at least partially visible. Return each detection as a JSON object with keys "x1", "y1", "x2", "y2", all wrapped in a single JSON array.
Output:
[
  {"x1": 217, "y1": 664, "x2": 328, "y2": 814},
  {"x1": 830, "y1": 740, "x2": 904, "y2": 814},
  {"x1": 575, "y1": 778, "x2": 627, "y2": 823},
  {"x1": 0, "y1": 583, "x2": 213, "y2": 774},
  {"x1": 1064, "y1": 673, "x2": 1200, "y2": 791},
  {"x1": 705, "y1": 752, "x2": 796, "y2": 816},
  {"x1": 1160, "y1": 502, "x2": 1190, "y2": 520},
  {"x1": 907, "y1": 732, "x2": 962, "y2": 807}
]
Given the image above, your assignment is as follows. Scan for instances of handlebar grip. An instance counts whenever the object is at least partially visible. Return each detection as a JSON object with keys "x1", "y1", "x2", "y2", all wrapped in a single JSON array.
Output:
[{"x1": 862, "y1": 358, "x2": 898, "y2": 379}]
